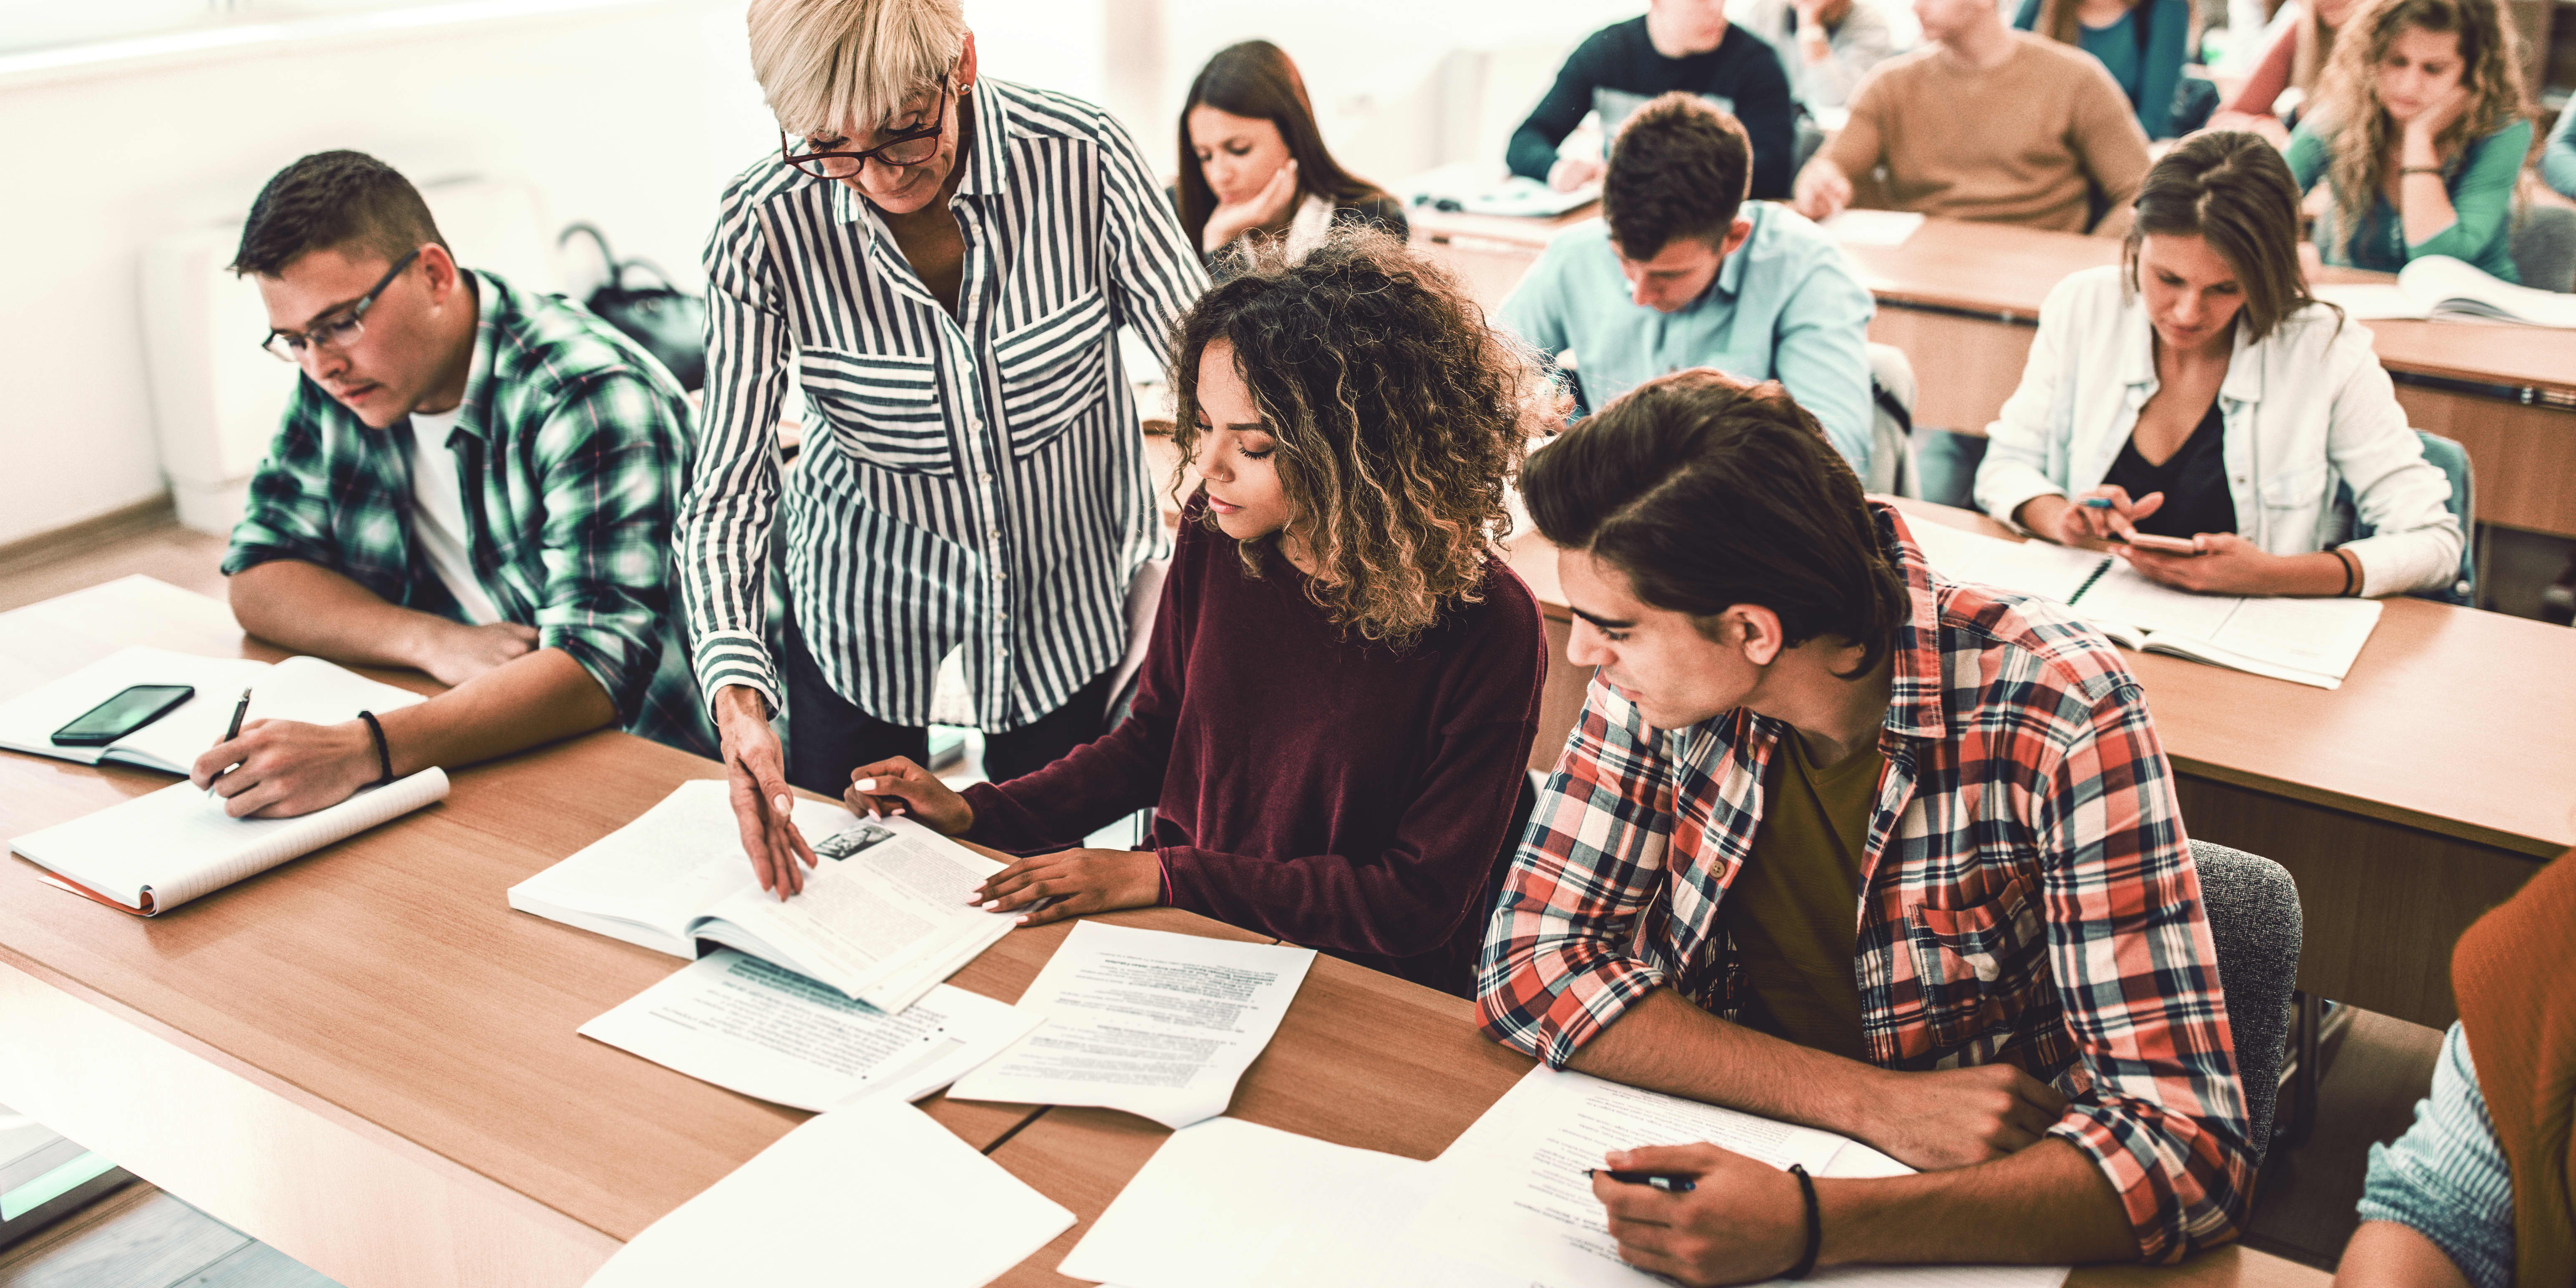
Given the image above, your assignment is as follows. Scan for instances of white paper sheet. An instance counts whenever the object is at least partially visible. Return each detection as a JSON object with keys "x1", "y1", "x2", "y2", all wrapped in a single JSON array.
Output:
[
  {"x1": 583, "y1": 1098, "x2": 1073, "y2": 1288},
  {"x1": 947, "y1": 922, "x2": 1314, "y2": 1128},
  {"x1": 507, "y1": 779, "x2": 849, "y2": 954},
  {"x1": 578, "y1": 948, "x2": 1040, "y2": 1112},
  {"x1": 1818, "y1": 209, "x2": 1926, "y2": 247},
  {"x1": 1415, "y1": 1067, "x2": 2069, "y2": 1288}
]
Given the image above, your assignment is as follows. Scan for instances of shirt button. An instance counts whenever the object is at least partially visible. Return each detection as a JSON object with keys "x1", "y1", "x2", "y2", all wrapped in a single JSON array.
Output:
[
  {"x1": 988, "y1": 527, "x2": 1001, "y2": 539},
  {"x1": 980, "y1": 470, "x2": 993, "y2": 482}
]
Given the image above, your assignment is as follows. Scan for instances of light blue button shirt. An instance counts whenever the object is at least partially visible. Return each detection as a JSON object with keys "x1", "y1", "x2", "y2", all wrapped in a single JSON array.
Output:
[
  {"x1": 1497, "y1": 201, "x2": 1876, "y2": 474},
  {"x1": 2358, "y1": 1022, "x2": 2514, "y2": 1288}
]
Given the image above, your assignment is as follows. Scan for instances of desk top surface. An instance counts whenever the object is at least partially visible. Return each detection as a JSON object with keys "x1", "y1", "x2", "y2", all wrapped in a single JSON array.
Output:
[
  {"x1": 1412, "y1": 205, "x2": 2574, "y2": 396},
  {"x1": 1505, "y1": 503, "x2": 2576, "y2": 857}
]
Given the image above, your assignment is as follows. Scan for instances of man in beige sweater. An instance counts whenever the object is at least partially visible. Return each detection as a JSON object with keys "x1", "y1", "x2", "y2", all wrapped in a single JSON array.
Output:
[{"x1": 1792, "y1": 0, "x2": 2151, "y2": 234}]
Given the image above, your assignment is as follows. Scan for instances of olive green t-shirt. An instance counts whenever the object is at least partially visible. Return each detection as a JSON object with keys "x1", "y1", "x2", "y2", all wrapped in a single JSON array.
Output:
[{"x1": 1723, "y1": 729, "x2": 1884, "y2": 1062}]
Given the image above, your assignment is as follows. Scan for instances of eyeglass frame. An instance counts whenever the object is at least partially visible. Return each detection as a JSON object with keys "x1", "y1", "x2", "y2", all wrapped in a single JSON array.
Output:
[
  {"x1": 260, "y1": 246, "x2": 423, "y2": 363},
  {"x1": 779, "y1": 76, "x2": 956, "y2": 178}
]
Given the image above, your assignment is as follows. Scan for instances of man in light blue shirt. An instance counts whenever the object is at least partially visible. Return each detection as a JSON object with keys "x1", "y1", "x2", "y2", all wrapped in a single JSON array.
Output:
[{"x1": 1497, "y1": 91, "x2": 1876, "y2": 474}]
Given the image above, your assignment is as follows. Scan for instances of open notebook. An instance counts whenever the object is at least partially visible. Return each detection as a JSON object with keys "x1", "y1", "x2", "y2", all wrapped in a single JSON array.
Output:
[
  {"x1": 0, "y1": 647, "x2": 425, "y2": 773},
  {"x1": 509, "y1": 780, "x2": 1019, "y2": 1014},
  {"x1": 12, "y1": 769, "x2": 450, "y2": 915},
  {"x1": 1907, "y1": 520, "x2": 2382, "y2": 689}
]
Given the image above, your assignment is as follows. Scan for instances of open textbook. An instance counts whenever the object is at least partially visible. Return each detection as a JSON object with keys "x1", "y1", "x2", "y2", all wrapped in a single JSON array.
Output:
[
  {"x1": 578, "y1": 948, "x2": 1039, "y2": 1112},
  {"x1": 0, "y1": 647, "x2": 425, "y2": 773},
  {"x1": 1906, "y1": 518, "x2": 2382, "y2": 688},
  {"x1": 508, "y1": 779, "x2": 1019, "y2": 1013},
  {"x1": 583, "y1": 1098, "x2": 1074, "y2": 1288},
  {"x1": 2314, "y1": 255, "x2": 2576, "y2": 328},
  {"x1": 11, "y1": 769, "x2": 451, "y2": 915}
]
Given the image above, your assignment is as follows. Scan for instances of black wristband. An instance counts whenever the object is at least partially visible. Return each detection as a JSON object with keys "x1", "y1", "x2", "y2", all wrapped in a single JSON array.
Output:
[
  {"x1": 1785, "y1": 1162, "x2": 1822, "y2": 1280},
  {"x1": 356, "y1": 710, "x2": 396, "y2": 787}
]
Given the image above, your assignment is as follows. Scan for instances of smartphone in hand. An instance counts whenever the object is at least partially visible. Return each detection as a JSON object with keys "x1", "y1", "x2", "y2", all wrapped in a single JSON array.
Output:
[{"x1": 2122, "y1": 533, "x2": 2202, "y2": 557}]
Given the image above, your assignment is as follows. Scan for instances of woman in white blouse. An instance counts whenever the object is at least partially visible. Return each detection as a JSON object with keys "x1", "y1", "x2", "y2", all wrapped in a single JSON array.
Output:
[{"x1": 1973, "y1": 130, "x2": 2460, "y2": 599}]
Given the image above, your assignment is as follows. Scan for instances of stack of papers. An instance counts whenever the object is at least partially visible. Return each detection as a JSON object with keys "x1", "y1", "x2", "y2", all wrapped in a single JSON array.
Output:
[
  {"x1": 510, "y1": 780, "x2": 1019, "y2": 1013},
  {"x1": 579, "y1": 948, "x2": 1039, "y2": 1112},
  {"x1": 948, "y1": 921, "x2": 1314, "y2": 1128},
  {"x1": 584, "y1": 1098, "x2": 1074, "y2": 1288},
  {"x1": 0, "y1": 647, "x2": 424, "y2": 773}
]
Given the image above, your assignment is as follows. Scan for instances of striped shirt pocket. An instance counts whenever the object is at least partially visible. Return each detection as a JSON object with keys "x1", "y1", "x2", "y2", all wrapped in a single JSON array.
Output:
[
  {"x1": 798, "y1": 346, "x2": 955, "y2": 477},
  {"x1": 990, "y1": 289, "x2": 1111, "y2": 460}
]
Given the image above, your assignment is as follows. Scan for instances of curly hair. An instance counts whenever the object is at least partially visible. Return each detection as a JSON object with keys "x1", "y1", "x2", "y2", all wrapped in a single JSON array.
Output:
[
  {"x1": 1167, "y1": 227, "x2": 1546, "y2": 649},
  {"x1": 2310, "y1": 0, "x2": 2527, "y2": 248}
]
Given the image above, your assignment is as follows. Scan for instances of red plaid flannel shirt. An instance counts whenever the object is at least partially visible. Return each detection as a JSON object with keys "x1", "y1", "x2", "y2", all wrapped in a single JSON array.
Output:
[{"x1": 1477, "y1": 507, "x2": 2253, "y2": 1262}]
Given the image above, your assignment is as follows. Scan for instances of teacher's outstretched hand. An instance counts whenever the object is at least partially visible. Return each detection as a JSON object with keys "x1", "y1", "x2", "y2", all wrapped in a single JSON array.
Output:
[{"x1": 715, "y1": 684, "x2": 817, "y2": 899}]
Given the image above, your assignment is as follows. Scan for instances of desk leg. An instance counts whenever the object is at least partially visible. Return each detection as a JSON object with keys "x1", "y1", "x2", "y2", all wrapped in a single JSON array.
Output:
[{"x1": 0, "y1": 960, "x2": 620, "y2": 1288}]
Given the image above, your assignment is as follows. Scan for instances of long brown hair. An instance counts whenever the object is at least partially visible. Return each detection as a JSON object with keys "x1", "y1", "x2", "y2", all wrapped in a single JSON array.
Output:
[
  {"x1": 1174, "y1": 41, "x2": 1388, "y2": 253},
  {"x1": 1167, "y1": 228, "x2": 1543, "y2": 648},
  {"x1": 2123, "y1": 131, "x2": 2335, "y2": 343},
  {"x1": 2311, "y1": 0, "x2": 2527, "y2": 245},
  {"x1": 2032, "y1": 0, "x2": 2142, "y2": 45}
]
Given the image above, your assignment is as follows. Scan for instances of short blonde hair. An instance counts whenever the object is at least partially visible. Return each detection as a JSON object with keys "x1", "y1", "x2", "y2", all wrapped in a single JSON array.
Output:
[{"x1": 747, "y1": 0, "x2": 967, "y2": 138}]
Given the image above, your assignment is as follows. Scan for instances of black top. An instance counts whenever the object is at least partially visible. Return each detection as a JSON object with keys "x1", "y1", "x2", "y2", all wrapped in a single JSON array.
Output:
[
  {"x1": 2100, "y1": 397, "x2": 2237, "y2": 539},
  {"x1": 1505, "y1": 17, "x2": 1797, "y2": 199}
]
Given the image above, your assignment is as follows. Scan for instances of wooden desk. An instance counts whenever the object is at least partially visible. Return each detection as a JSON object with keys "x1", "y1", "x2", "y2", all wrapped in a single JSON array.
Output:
[
  {"x1": 1414, "y1": 209, "x2": 2576, "y2": 537},
  {"x1": 981, "y1": 955, "x2": 2331, "y2": 1288},
  {"x1": 1506, "y1": 507, "x2": 2576, "y2": 1028},
  {"x1": 0, "y1": 575, "x2": 1243, "y2": 1288}
]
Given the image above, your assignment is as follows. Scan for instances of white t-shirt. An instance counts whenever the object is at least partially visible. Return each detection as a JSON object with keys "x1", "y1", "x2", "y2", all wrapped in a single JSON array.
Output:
[{"x1": 407, "y1": 405, "x2": 506, "y2": 626}]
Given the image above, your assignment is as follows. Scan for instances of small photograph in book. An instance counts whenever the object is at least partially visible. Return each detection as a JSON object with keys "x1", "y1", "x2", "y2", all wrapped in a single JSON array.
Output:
[{"x1": 814, "y1": 823, "x2": 896, "y2": 862}]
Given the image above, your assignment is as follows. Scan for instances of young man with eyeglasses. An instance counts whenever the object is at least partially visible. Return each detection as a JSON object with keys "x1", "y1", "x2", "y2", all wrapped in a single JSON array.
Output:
[
  {"x1": 195, "y1": 150, "x2": 710, "y2": 819},
  {"x1": 682, "y1": 0, "x2": 1206, "y2": 898}
]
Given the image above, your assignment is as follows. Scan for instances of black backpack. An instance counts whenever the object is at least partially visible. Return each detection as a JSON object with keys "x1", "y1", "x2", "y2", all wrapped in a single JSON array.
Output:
[{"x1": 558, "y1": 223, "x2": 706, "y2": 391}]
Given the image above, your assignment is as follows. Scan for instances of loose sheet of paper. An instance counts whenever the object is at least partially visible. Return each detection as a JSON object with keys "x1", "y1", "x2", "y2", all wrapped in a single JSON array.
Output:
[
  {"x1": 578, "y1": 948, "x2": 1038, "y2": 1112},
  {"x1": 582, "y1": 1098, "x2": 1073, "y2": 1288},
  {"x1": 1818, "y1": 209, "x2": 1926, "y2": 247},
  {"x1": 947, "y1": 921, "x2": 1314, "y2": 1128}
]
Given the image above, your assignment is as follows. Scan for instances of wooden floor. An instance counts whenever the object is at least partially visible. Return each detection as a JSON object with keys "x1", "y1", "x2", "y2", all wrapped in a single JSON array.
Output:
[{"x1": 0, "y1": 512, "x2": 2459, "y2": 1277}]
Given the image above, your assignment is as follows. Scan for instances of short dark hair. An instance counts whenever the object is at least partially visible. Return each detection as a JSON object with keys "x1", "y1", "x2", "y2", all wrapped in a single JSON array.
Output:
[
  {"x1": 230, "y1": 150, "x2": 448, "y2": 277},
  {"x1": 1523, "y1": 369, "x2": 1908, "y2": 678},
  {"x1": 1601, "y1": 93, "x2": 1750, "y2": 260}
]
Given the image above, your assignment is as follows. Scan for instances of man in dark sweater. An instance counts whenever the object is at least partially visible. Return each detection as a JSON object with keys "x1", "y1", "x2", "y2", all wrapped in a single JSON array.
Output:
[{"x1": 1508, "y1": 0, "x2": 1799, "y2": 199}]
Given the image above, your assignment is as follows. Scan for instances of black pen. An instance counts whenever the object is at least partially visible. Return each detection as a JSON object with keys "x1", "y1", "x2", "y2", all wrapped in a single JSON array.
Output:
[
  {"x1": 1588, "y1": 1168, "x2": 1697, "y2": 1192},
  {"x1": 207, "y1": 688, "x2": 252, "y2": 796}
]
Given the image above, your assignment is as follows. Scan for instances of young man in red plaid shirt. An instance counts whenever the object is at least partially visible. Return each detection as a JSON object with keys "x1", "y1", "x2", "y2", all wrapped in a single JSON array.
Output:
[{"x1": 1478, "y1": 370, "x2": 2252, "y2": 1282}]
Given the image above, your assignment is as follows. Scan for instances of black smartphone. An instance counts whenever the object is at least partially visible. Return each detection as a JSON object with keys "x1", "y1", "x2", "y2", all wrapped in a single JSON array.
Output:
[{"x1": 50, "y1": 684, "x2": 197, "y2": 747}]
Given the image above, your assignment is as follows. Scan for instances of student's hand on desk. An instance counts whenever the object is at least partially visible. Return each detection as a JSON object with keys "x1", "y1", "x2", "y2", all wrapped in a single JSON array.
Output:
[
  {"x1": 713, "y1": 685, "x2": 817, "y2": 900},
  {"x1": 844, "y1": 756, "x2": 973, "y2": 835},
  {"x1": 1855, "y1": 1063, "x2": 2068, "y2": 1170},
  {"x1": 190, "y1": 718, "x2": 378, "y2": 818},
  {"x1": 2115, "y1": 532, "x2": 2280, "y2": 595},
  {"x1": 1791, "y1": 160, "x2": 1852, "y2": 223},
  {"x1": 1591, "y1": 1143, "x2": 1803, "y2": 1286},
  {"x1": 410, "y1": 619, "x2": 539, "y2": 687},
  {"x1": 972, "y1": 848, "x2": 1161, "y2": 928},
  {"x1": 1547, "y1": 156, "x2": 1606, "y2": 193}
]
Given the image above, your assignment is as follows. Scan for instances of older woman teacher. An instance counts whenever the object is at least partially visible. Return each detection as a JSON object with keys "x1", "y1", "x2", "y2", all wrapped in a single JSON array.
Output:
[{"x1": 680, "y1": 0, "x2": 1207, "y2": 895}]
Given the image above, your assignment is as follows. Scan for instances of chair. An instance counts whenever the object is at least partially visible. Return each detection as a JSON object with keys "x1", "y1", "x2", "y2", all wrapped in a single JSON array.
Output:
[
  {"x1": 2339, "y1": 429, "x2": 2475, "y2": 606},
  {"x1": 1913, "y1": 430, "x2": 1990, "y2": 512},
  {"x1": 2188, "y1": 839, "x2": 2304, "y2": 1167},
  {"x1": 1865, "y1": 342, "x2": 1919, "y2": 498},
  {"x1": 2513, "y1": 203, "x2": 2576, "y2": 294}
]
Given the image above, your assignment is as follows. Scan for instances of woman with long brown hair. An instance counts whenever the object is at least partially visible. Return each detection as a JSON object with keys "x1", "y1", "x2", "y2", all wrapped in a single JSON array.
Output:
[
  {"x1": 1976, "y1": 131, "x2": 2461, "y2": 599},
  {"x1": 2286, "y1": 0, "x2": 2531, "y2": 280},
  {"x1": 2210, "y1": 0, "x2": 2367, "y2": 143},
  {"x1": 839, "y1": 230, "x2": 1550, "y2": 998},
  {"x1": 1173, "y1": 40, "x2": 1409, "y2": 263}
]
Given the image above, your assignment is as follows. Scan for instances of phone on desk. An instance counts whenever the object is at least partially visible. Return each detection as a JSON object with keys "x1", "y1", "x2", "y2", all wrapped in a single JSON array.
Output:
[
  {"x1": 50, "y1": 684, "x2": 195, "y2": 746},
  {"x1": 2121, "y1": 532, "x2": 2203, "y2": 556}
]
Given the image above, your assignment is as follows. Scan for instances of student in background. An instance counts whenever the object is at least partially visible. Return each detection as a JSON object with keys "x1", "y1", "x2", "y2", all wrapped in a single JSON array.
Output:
[
  {"x1": 1727, "y1": 0, "x2": 1899, "y2": 112},
  {"x1": 1509, "y1": 0, "x2": 1799, "y2": 200},
  {"x1": 2012, "y1": 0, "x2": 2195, "y2": 139},
  {"x1": 685, "y1": 0, "x2": 1206, "y2": 898},
  {"x1": 2332, "y1": 845, "x2": 2576, "y2": 1288},
  {"x1": 1481, "y1": 369, "x2": 2251, "y2": 1276},
  {"x1": 1792, "y1": 0, "x2": 2151, "y2": 234},
  {"x1": 2210, "y1": 0, "x2": 2365, "y2": 145},
  {"x1": 2287, "y1": 0, "x2": 2531, "y2": 282},
  {"x1": 1497, "y1": 93, "x2": 1875, "y2": 473},
  {"x1": 2548, "y1": 107, "x2": 2576, "y2": 200},
  {"x1": 844, "y1": 233, "x2": 1548, "y2": 998},
  {"x1": 1975, "y1": 132, "x2": 2462, "y2": 598},
  {"x1": 197, "y1": 151, "x2": 708, "y2": 819},
  {"x1": 1175, "y1": 40, "x2": 1408, "y2": 267}
]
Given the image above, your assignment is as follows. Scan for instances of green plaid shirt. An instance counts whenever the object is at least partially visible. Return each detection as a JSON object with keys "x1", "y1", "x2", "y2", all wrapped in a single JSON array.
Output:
[{"x1": 223, "y1": 268, "x2": 714, "y2": 756}]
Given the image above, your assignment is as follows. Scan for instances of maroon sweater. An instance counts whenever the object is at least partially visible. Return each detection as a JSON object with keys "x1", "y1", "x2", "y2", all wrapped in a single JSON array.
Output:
[{"x1": 960, "y1": 507, "x2": 1547, "y2": 993}]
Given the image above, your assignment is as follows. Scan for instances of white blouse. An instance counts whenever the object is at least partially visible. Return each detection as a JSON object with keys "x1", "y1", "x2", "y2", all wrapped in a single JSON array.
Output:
[{"x1": 1974, "y1": 265, "x2": 2463, "y2": 598}]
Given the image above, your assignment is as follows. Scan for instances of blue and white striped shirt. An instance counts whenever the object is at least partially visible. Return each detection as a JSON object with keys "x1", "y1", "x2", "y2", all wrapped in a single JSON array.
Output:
[
  {"x1": 2359, "y1": 1022, "x2": 2515, "y2": 1288},
  {"x1": 678, "y1": 78, "x2": 1207, "y2": 729}
]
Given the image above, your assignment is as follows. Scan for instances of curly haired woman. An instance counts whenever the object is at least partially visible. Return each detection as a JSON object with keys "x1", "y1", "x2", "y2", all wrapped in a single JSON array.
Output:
[
  {"x1": 2286, "y1": 0, "x2": 2531, "y2": 281},
  {"x1": 844, "y1": 229, "x2": 1552, "y2": 996}
]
